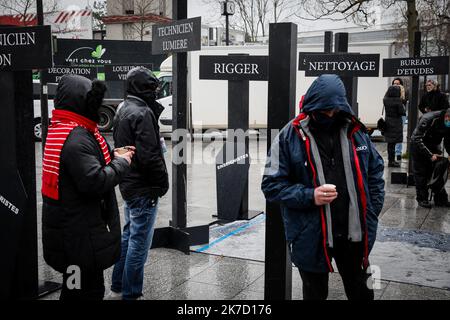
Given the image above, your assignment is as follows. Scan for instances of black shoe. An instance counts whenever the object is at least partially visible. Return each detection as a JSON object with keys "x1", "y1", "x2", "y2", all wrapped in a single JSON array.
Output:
[
  {"x1": 396, "y1": 155, "x2": 402, "y2": 161},
  {"x1": 388, "y1": 161, "x2": 401, "y2": 168},
  {"x1": 418, "y1": 200, "x2": 432, "y2": 208}
]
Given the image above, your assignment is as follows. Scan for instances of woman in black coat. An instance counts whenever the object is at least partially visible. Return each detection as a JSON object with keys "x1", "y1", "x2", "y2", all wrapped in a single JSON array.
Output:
[
  {"x1": 383, "y1": 85, "x2": 406, "y2": 167},
  {"x1": 41, "y1": 75, "x2": 135, "y2": 300}
]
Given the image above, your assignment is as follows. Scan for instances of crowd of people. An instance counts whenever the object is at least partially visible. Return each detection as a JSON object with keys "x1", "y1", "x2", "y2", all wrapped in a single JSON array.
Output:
[
  {"x1": 40, "y1": 70, "x2": 448, "y2": 301},
  {"x1": 42, "y1": 67, "x2": 168, "y2": 300},
  {"x1": 382, "y1": 78, "x2": 450, "y2": 208}
]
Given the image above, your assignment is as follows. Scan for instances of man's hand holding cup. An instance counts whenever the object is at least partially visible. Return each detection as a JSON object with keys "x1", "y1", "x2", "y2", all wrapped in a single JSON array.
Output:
[{"x1": 314, "y1": 184, "x2": 338, "y2": 206}]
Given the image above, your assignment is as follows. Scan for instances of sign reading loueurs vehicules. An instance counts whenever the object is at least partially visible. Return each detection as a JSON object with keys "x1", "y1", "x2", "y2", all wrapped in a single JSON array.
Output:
[
  {"x1": 0, "y1": 25, "x2": 52, "y2": 71},
  {"x1": 200, "y1": 55, "x2": 268, "y2": 81},
  {"x1": 104, "y1": 63, "x2": 154, "y2": 81},
  {"x1": 152, "y1": 17, "x2": 201, "y2": 54},
  {"x1": 299, "y1": 53, "x2": 380, "y2": 77},
  {"x1": 383, "y1": 56, "x2": 449, "y2": 77}
]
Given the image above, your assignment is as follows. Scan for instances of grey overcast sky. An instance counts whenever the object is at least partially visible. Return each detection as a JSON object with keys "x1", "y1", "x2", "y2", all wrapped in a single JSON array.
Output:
[{"x1": 39, "y1": 0, "x2": 396, "y2": 33}]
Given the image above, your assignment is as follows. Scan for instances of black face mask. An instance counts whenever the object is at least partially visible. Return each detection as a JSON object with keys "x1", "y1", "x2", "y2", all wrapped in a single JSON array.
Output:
[
  {"x1": 312, "y1": 111, "x2": 338, "y2": 129},
  {"x1": 138, "y1": 90, "x2": 157, "y2": 107}
]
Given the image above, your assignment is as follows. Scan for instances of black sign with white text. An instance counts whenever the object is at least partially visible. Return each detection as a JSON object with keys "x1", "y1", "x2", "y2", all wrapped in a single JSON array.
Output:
[
  {"x1": 0, "y1": 25, "x2": 52, "y2": 71},
  {"x1": 152, "y1": 17, "x2": 201, "y2": 54},
  {"x1": 299, "y1": 53, "x2": 380, "y2": 77},
  {"x1": 199, "y1": 55, "x2": 269, "y2": 81},
  {"x1": 42, "y1": 66, "x2": 98, "y2": 83},
  {"x1": 383, "y1": 56, "x2": 449, "y2": 77},
  {"x1": 104, "y1": 63, "x2": 154, "y2": 81}
]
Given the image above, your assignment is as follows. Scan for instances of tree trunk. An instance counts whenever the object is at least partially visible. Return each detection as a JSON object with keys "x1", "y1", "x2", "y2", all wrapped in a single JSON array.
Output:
[{"x1": 406, "y1": 0, "x2": 419, "y2": 56}]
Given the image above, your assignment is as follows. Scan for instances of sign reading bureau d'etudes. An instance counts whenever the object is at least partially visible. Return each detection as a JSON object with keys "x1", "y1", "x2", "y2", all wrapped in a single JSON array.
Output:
[
  {"x1": 152, "y1": 17, "x2": 201, "y2": 54},
  {"x1": 383, "y1": 56, "x2": 449, "y2": 77},
  {"x1": 0, "y1": 25, "x2": 52, "y2": 71},
  {"x1": 299, "y1": 53, "x2": 380, "y2": 77},
  {"x1": 199, "y1": 55, "x2": 269, "y2": 81}
]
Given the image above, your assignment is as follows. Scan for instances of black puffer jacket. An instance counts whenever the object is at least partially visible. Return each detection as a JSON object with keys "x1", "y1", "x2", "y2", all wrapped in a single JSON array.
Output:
[
  {"x1": 113, "y1": 69, "x2": 169, "y2": 200},
  {"x1": 419, "y1": 90, "x2": 450, "y2": 114},
  {"x1": 383, "y1": 86, "x2": 406, "y2": 143},
  {"x1": 42, "y1": 76, "x2": 130, "y2": 273},
  {"x1": 411, "y1": 110, "x2": 450, "y2": 159}
]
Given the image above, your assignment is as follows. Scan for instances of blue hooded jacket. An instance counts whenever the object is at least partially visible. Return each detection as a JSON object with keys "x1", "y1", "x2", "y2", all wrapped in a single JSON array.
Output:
[{"x1": 261, "y1": 75, "x2": 385, "y2": 272}]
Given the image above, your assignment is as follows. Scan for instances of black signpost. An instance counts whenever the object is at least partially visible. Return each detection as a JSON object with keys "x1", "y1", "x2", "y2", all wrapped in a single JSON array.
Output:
[
  {"x1": 0, "y1": 25, "x2": 53, "y2": 299},
  {"x1": 383, "y1": 32, "x2": 450, "y2": 185},
  {"x1": 199, "y1": 54, "x2": 267, "y2": 221},
  {"x1": 298, "y1": 33, "x2": 380, "y2": 117},
  {"x1": 150, "y1": 2, "x2": 208, "y2": 254},
  {"x1": 264, "y1": 22, "x2": 297, "y2": 300}
]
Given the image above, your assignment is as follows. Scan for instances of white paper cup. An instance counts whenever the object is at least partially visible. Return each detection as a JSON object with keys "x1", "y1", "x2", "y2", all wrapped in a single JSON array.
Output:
[{"x1": 322, "y1": 184, "x2": 336, "y2": 190}]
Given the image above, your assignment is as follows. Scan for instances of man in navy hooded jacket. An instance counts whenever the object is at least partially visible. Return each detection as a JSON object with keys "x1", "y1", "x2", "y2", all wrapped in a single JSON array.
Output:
[{"x1": 262, "y1": 75, "x2": 385, "y2": 300}]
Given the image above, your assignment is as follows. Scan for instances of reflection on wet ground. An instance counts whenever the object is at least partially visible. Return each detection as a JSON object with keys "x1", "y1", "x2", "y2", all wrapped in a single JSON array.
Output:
[{"x1": 37, "y1": 135, "x2": 450, "y2": 300}]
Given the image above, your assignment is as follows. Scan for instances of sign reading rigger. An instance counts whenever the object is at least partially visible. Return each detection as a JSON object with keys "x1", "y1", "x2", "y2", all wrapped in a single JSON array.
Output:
[
  {"x1": 200, "y1": 55, "x2": 268, "y2": 81},
  {"x1": 383, "y1": 56, "x2": 449, "y2": 77},
  {"x1": 0, "y1": 25, "x2": 52, "y2": 71},
  {"x1": 299, "y1": 53, "x2": 380, "y2": 77},
  {"x1": 152, "y1": 17, "x2": 201, "y2": 54}
]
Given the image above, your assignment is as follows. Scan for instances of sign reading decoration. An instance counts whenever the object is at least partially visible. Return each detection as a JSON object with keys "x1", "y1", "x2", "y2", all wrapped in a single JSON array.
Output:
[
  {"x1": 42, "y1": 66, "x2": 98, "y2": 83},
  {"x1": 0, "y1": 25, "x2": 52, "y2": 71},
  {"x1": 299, "y1": 53, "x2": 380, "y2": 77},
  {"x1": 383, "y1": 56, "x2": 449, "y2": 77},
  {"x1": 199, "y1": 55, "x2": 268, "y2": 81},
  {"x1": 151, "y1": 17, "x2": 201, "y2": 54}
]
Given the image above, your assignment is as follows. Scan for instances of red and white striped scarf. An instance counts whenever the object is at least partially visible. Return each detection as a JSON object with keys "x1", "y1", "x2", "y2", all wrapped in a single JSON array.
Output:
[{"x1": 42, "y1": 109, "x2": 111, "y2": 200}]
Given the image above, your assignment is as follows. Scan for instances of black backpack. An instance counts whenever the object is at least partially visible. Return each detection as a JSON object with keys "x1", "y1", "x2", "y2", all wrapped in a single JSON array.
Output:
[
  {"x1": 428, "y1": 157, "x2": 449, "y2": 196},
  {"x1": 377, "y1": 117, "x2": 386, "y2": 135}
]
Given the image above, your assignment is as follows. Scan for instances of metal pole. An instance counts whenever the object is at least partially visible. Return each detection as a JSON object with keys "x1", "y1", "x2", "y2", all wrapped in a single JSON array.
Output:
[
  {"x1": 407, "y1": 31, "x2": 422, "y2": 184},
  {"x1": 335, "y1": 33, "x2": 359, "y2": 117},
  {"x1": 324, "y1": 31, "x2": 333, "y2": 53},
  {"x1": 265, "y1": 22, "x2": 297, "y2": 300},
  {"x1": 225, "y1": 1, "x2": 230, "y2": 46},
  {"x1": 37, "y1": 0, "x2": 49, "y2": 148},
  {"x1": 171, "y1": 0, "x2": 188, "y2": 228}
]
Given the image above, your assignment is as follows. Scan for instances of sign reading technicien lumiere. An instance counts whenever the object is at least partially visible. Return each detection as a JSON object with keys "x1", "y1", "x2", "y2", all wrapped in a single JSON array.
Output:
[
  {"x1": 0, "y1": 25, "x2": 52, "y2": 71},
  {"x1": 151, "y1": 17, "x2": 201, "y2": 54}
]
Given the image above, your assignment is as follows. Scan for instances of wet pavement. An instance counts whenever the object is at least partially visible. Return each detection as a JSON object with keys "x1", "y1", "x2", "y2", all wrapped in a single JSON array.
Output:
[{"x1": 37, "y1": 133, "x2": 450, "y2": 300}]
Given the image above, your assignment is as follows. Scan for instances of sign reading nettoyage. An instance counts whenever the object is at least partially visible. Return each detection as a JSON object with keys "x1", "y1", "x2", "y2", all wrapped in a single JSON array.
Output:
[
  {"x1": 0, "y1": 25, "x2": 52, "y2": 71},
  {"x1": 383, "y1": 56, "x2": 449, "y2": 77},
  {"x1": 199, "y1": 55, "x2": 268, "y2": 81},
  {"x1": 152, "y1": 17, "x2": 201, "y2": 54},
  {"x1": 299, "y1": 53, "x2": 380, "y2": 77}
]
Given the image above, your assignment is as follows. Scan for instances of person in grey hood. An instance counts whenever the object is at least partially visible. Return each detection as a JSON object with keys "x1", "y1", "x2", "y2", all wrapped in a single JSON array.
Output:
[
  {"x1": 109, "y1": 67, "x2": 168, "y2": 300},
  {"x1": 262, "y1": 75, "x2": 385, "y2": 300}
]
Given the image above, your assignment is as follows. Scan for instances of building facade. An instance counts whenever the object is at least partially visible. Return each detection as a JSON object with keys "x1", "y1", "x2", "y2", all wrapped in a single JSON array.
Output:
[{"x1": 103, "y1": 0, "x2": 172, "y2": 41}]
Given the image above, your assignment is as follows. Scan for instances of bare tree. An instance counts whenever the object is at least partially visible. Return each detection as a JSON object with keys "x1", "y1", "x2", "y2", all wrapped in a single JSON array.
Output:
[
  {"x1": 92, "y1": 0, "x2": 107, "y2": 32},
  {"x1": 0, "y1": 0, "x2": 59, "y2": 25},
  {"x1": 202, "y1": 0, "x2": 300, "y2": 42},
  {"x1": 296, "y1": 0, "x2": 421, "y2": 56},
  {"x1": 114, "y1": 0, "x2": 160, "y2": 41},
  {"x1": 271, "y1": 0, "x2": 298, "y2": 23}
]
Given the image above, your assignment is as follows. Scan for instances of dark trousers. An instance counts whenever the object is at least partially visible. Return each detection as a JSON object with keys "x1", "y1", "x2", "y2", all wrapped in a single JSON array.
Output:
[
  {"x1": 411, "y1": 146, "x2": 448, "y2": 203},
  {"x1": 299, "y1": 239, "x2": 374, "y2": 300},
  {"x1": 60, "y1": 268, "x2": 105, "y2": 300},
  {"x1": 387, "y1": 143, "x2": 396, "y2": 163}
]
